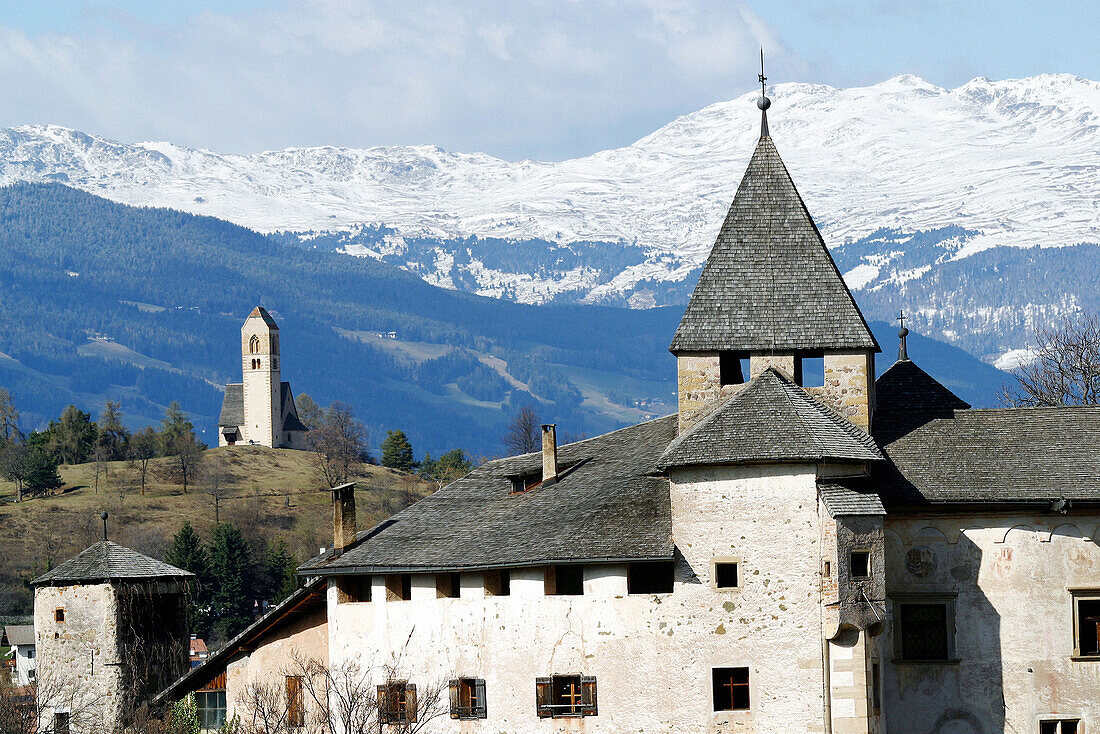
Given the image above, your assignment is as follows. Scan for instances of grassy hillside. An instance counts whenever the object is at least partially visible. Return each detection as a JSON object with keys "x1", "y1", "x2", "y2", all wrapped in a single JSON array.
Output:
[{"x1": 0, "y1": 445, "x2": 433, "y2": 616}]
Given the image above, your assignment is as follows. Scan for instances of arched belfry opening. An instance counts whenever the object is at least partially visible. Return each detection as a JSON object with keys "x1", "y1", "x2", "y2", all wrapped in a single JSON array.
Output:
[{"x1": 249, "y1": 334, "x2": 260, "y2": 354}]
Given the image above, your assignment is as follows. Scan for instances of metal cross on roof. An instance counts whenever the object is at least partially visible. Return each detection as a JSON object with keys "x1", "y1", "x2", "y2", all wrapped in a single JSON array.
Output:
[{"x1": 896, "y1": 311, "x2": 906, "y2": 330}]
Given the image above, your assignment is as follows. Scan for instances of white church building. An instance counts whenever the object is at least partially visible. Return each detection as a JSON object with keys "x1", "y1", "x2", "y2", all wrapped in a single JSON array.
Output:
[{"x1": 218, "y1": 306, "x2": 308, "y2": 449}]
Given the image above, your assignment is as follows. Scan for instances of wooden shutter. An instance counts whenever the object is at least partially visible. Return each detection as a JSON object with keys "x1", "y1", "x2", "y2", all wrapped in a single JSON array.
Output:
[
  {"x1": 377, "y1": 685, "x2": 390, "y2": 723},
  {"x1": 581, "y1": 676, "x2": 598, "y2": 717},
  {"x1": 474, "y1": 679, "x2": 488, "y2": 719},
  {"x1": 448, "y1": 679, "x2": 460, "y2": 719},
  {"x1": 286, "y1": 676, "x2": 304, "y2": 727},
  {"x1": 405, "y1": 683, "x2": 418, "y2": 724},
  {"x1": 535, "y1": 677, "x2": 552, "y2": 718}
]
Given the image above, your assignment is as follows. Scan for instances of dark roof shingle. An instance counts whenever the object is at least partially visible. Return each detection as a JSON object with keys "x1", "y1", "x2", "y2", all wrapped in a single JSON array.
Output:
[
  {"x1": 670, "y1": 123, "x2": 878, "y2": 353},
  {"x1": 301, "y1": 416, "x2": 678, "y2": 574},
  {"x1": 819, "y1": 480, "x2": 886, "y2": 516},
  {"x1": 32, "y1": 541, "x2": 193, "y2": 586},
  {"x1": 658, "y1": 369, "x2": 883, "y2": 468},
  {"x1": 219, "y1": 383, "x2": 243, "y2": 427}
]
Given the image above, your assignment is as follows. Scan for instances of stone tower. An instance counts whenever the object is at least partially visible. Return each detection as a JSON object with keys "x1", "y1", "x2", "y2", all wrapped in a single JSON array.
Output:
[
  {"x1": 669, "y1": 109, "x2": 880, "y2": 433},
  {"x1": 32, "y1": 539, "x2": 193, "y2": 734},
  {"x1": 242, "y1": 306, "x2": 282, "y2": 447}
]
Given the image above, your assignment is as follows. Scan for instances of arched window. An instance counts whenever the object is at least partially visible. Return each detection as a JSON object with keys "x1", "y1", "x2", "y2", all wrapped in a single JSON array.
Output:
[{"x1": 249, "y1": 335, "x2": 260, "y2": 354}]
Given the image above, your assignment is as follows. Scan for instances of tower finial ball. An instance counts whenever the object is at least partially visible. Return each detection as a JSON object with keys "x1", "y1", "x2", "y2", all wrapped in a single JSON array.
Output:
[
  {"x1": 100, "y1": 511, "x2": 108, "y2": 520},
  {"x1": 757, "y1": 96, "x2": 771, "y2": 111},
  {"x1": 898, "y1": 326, "x2": 909, "y2": 339}
]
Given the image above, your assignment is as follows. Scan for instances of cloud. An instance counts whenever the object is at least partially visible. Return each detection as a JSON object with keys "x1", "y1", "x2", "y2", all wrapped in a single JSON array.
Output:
[{"x1": 0, "y1": 0, "x2": 799, "y2": 160}]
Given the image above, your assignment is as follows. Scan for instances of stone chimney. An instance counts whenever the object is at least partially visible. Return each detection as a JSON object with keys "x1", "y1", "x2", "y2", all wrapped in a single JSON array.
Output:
[
  {"x1": 541, "y1": 424, "x2": 558, "y2": 486},
  {"x1": 331, "y1": 482, "x2": 357, "y2": 556}
]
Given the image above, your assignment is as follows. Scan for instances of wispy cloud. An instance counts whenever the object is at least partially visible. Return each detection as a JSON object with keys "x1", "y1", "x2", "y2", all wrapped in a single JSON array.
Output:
[{"x1": 0, "y1": 0, "x2": 797, "y2": 159}]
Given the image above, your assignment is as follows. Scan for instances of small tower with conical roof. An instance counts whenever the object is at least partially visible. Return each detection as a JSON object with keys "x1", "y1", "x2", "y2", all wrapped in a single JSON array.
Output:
[
  {"x1": 32, "y1": 531, "x2": 193, "y2": 734},
  {"x1": 671, "y1": 80, "x2": 879, "y2": 432}
]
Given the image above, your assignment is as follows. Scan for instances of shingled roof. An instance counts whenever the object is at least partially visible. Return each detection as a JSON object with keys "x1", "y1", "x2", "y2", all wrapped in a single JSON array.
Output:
[
  {"x1": 658, "y1": 369, "x2": 883, "y2": 469},
  {"x1": 248, "y1": 306, "x2": 279, "y2": 329},
  {"x1": 301, "y1": 415, "x2": 678, "y2": 575},
  {"x1": 32, "y1": 541, "x2": 193, "y2": 587},
  {"x1": 218, "y1": 382, "x2": 306, "y2": 432},
  {"x1": 873, "y1": 358, "x2": 970, "y2": 445},
  {"x1": 670, "y1": 111, "x2": 878, "y2": 353},
  {"x1": 818, "y1": 480, "x2": 886, "y2": 517}
]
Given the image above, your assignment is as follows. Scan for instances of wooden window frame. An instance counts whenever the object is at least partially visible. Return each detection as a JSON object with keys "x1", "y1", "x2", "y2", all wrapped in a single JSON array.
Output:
[
  {"x1": 437, "y1": 572, "x2": 461, "y2": 599},
  {"x1": 1039, "y1": 720, "x2": 1081, "y2": 734},
  {"x1": 711, "y1": 557, "x2": 741, "y2": 591},
  {"x1": 286, "y1": 675, "x2": 304, "y2": 728},
  {"x1": 1070, "y1": 590, "x2": 1100, "y2": 659},
  {"x1": 535, "y1": 674, "x2": 597, "y2": 718},
  {"x1": 484, "y1": 569, "x2": 510, "y2": 597},
  {"x1": 385, "y1": 574, "x2": 412, "y2": 602},
  {"x1": 449, "y1": 677, "x2": 487, "y2": 720},
  {"x1": 891, "y1": 593, "x2": 958, "y2": 663},
  {"x1": 711, "y1": 667, "x2": 750, "y2": 712},
  {"x1": 378, "y1": 680, "x2": 417, "y2": 725}
]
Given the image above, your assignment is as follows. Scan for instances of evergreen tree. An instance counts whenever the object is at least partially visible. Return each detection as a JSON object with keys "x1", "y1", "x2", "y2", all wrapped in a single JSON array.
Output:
[
  {"x1": 381, "y1": 429, "x2": 416, "y2": 472},
  {"x1": 24, "y1": 447, "x2": 63, "y2": 496},
  {"x1": 167, "y1": 522, "x2": 212, "y2": 636},
  {"x1": 263, "y1": 540, "x2": 299, "y2": 605},
  {"x1": 97, "y1": 400, "x2": 130, "y2": 461},
  {"x1": 420, "y1": 448, "x2": 473, "y2": 486},
  {"x1": 45, "y1": 405, "x2": 97, "y2": 464},
  {"x1": 159, "y1": 401, "x2": 195, "y2": 452},
  {"x1": 207, "y1": 523, "x2": 255, "y2": 640}
]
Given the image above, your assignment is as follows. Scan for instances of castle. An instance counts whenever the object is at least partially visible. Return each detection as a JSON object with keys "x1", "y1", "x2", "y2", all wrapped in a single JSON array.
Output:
[
  {"x1": 60, "y1": 89, "x2": 1100, "y2": 733},
  {"x1": 217, "y1": 306, "x2": 308, "y2": 449}
]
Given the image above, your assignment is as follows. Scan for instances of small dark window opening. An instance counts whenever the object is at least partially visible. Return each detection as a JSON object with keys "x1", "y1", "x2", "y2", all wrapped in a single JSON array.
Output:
[
  {"x1": 547, "y1": 565, "x2": 584, "y2": 596},
  {"x1": 850, "y1": 551, "x2": 871, "y2": 579},
  {"x1": 871, "y1": 662, "x2": 881, "y2": 713},
  {"x1": 714, "y1": 562, "x2": 739, "y2": 590},
  {"x1": 449, "y1": 678, "x2": 487, "y2": 720},
  {"x1": 794, "y1": 351, "x2": 825, "y2": 388},
  {"x1": 438, "y1": 572, "x2": 461, "y2": 599},
  {"x1": 340, "y1": 575, "x2": 371, "y2": 603},
  {"x1": 378, "y1": 680, "x2": 416, "y2": 724},
  {"x1": 628, "y1": 561, "x2": 675, "y2": 594},
  {"x1": 54, "y1": 713, "x2": 70, "y2": 734},
  {"x1": 386, "y1": 574, "x2": 412, "y2": 601},
  {"x1": 510, "y1": 473, "x2": 542, "y2": 494},
  {"x1": 1076, "y1": 598, "x2": 1100, "y2": 655},
  {"x1": 485, "y1": 569, "x2": 511, "y2": 596},
  {"x1": 824, "y1": 561, "x2": 832, "y2": 577},
  {"x1": 719, "y1": 352, "x2": 751, "y2": 386},
  {"x1": 899, "y1": 603, "x2": 949, "y2": 661},
  {"x1": 1041, "y1": 721, "x2": 1080, "y2": 734},
  {"x1": 712, "y1": 667, "x2": 750, "y2": 711},
  {"x1": 55, "y1": 608, "x2": 65, "y2": 623}
]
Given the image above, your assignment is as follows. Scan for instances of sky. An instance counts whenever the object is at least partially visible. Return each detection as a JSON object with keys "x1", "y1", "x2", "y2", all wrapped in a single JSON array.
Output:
[{"x1": 0, "y1": 0, "x2": 1095, "y2": 160}]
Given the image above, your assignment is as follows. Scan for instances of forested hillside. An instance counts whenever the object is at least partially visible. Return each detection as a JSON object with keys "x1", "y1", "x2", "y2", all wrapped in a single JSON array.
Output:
[{"x1": 0, "y1": 183, "x2": 1010, "y2": 455}]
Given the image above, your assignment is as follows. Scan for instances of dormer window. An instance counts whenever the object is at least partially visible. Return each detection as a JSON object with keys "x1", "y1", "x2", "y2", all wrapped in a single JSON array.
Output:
[
  {"x1": 719, "y1": 352, "x2": 750, "y2": 386},
  {"x1": 510, "y1": 472, "x2": 542, "y2": 494}
]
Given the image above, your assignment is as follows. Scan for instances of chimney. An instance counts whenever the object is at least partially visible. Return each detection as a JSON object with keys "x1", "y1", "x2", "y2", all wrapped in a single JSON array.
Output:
[
  {"x1": 331, "y1": 482, "x2": 357, "y2": 556},
  {"x1": 541, "y1": 424, "x2": 558, "y2": 486}
]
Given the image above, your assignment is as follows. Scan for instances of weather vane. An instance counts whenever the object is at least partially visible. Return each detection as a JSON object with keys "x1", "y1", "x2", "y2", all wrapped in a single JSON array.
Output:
[{"x1": 758, "y1": 48, "x2": 767, "y2": 98}]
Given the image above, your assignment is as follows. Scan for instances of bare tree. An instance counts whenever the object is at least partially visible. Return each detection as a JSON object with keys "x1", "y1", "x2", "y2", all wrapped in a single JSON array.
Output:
[
  {"x1": 199, "y1": 453, "x2": 237, "y2": 524},
  {"x1": 308, "y1": 402, "x2": 368, "y2": 488},
  {"x1": 129, "y1": 426, "x2": 158, "y2": 496},
  {"x1": 1001, "y1": 314, "x2": 1100, "y2": 407},
  {"x1": 502, "y1": 405, "x2": 540, "y2": 455}
]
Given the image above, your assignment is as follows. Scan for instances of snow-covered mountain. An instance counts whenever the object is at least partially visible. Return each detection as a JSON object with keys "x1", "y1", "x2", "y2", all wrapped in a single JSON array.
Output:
[{"x1": 1, "y1": 74, "x2": 1099, "y2": 361}]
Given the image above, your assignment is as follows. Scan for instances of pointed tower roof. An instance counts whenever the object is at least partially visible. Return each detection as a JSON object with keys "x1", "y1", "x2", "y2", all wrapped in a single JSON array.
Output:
[
  {"x1": 247, "y1": 306, "x2": 279, "y2": 330},
  {"x1": 32, "y1": 540, "x2": 194, "y2": 587},
  {"x1": 670, "y1": 107, "x2": 878, "y2": 353}
]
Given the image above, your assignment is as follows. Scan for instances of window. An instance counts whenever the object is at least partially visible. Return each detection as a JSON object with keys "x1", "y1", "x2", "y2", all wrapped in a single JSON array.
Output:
[
  {"x1": 485, "y1": 569, "x2": 510, "y2": 596},
  {"x1": 628, "y1": 561, "x2": 674, "y2": 594},
  {"x1": 53, "y1": 713, "x2": 70, "y2": 734},
  {"x1": 1040, "y1": 721, "x2": 1079, "y2": 734},
  {"x1": 338, "y1": 575, "x2": 371, "y2": 603},
  {"x1": 1074, "y1": 595, "x2": 1100, "y2": 657},
  {"x1": 898, "y1": 602, "x2": 951, "y2": 661},
  {"x1": 712, "y1": 560, "x2": 740, "y2": 590},
  {"x1": 386, "y1": 574, "x2": 412, "y2": 601},
  {"x1": 249, "y1": 335, "x2": 260, "y2": 354},
  {"x1": 546, "y1": 565, "x2": 583, "y2": 596},
  {"x1": 378, "y1": 680, "x2": 416, "y2": 725},
  {"x1": 850, "y1": 550, "x2": 871, "y2": 579},
  {"x1": 824, "y1": 561, "x2": 831, "y2": 577},
  {"x1": 54, "y1": 608, "x2": 65, "y2": 623},
  {"x1": 437, "y1": 572, "x2": 461, "y2": 599},
  {"x1": 535, "y1": 675, "x2": 597, "y2": 718},
  {"x1": 196, "y1": 690, "x2": 226, "y2": 730},
  {"x1": 719, "y1": 352, "x2": 750, "y2": 386},
  {"x1": 712, "y1": 668, "x2": 750, "y2": 711},
  {"x1": 449, "y1": 678, "x2": 487, "y2": 720},
  {"x1": 871, "y1": 662, "x2": 881, "y2": 713},
  {"x1": 510, "y1": 473, "x2": 541, "y2": 494},
  {"x1": 795, "y1": 351, "x2": 825, "y2": 387},
  {"x1": 286, "y1": 676, "x2": 304, "y2": 728}
]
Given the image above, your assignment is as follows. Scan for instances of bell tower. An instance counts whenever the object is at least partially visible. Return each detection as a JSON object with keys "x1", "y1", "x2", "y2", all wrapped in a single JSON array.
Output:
[{"x1": 241, "y1": 306, "x2": 282, "y2": 447}]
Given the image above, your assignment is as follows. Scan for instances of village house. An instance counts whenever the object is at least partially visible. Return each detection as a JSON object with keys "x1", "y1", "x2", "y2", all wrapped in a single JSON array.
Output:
[
  {"x1": 2, "y1": 624, "x2": 36, "y2": 686},
  {"x1": 218, "y1": 306, "x2": 309, "y2": 449},
  {"x1": 141, "y1": 89, "x2": 1100, "y2": 733}
]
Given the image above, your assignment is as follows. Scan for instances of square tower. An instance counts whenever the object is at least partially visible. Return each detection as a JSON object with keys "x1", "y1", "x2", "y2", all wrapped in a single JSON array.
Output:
[{"x1": 241, "y1": 306, "x2": 282, "y2": 447}]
